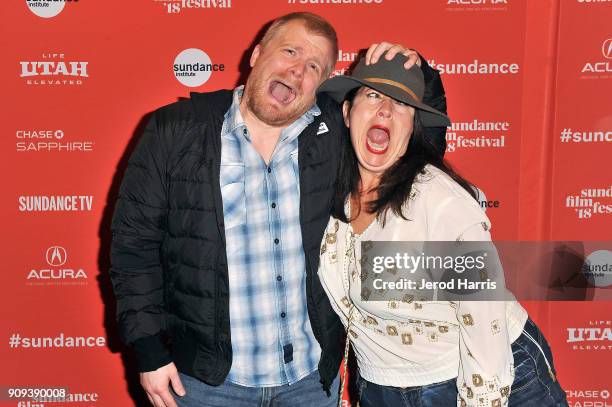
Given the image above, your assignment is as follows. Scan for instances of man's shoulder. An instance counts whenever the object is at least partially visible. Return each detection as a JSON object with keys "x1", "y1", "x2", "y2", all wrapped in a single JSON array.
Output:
[
  {"x1": 154, "y1": 89, "x2": 234, "y2": 122},
  {"x1": 153, "y1": 98, "x2": 192, "y2": 120},
  {"x1": 315, "y1": 92, "x2": 345, "y2": 139},
  {"x1": 316, "y1": 92, "x2": 341, "y2": 115},
  {"x1": 189, "y1": 89, "x2": 234, "y2": 116}
]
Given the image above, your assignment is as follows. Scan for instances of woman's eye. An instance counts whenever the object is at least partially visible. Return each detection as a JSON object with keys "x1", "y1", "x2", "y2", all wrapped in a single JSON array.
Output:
[
  {"x1": 394, "y1": 100, "x2": 408, "y2": 107},
  {"x1": 366, "y1": 92, "x2": 380, "y2": 99}
]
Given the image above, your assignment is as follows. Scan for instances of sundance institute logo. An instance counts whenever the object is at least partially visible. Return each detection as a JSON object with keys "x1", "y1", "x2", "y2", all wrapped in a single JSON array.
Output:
[
  {"x1": 173, "y1": 48, "x2": 224, "y2": 87},
  {"x1": 581, "y1": 250, "x2": 612, "y2": 288},
  {"x1": 26, "y1": 0, "x2": 77, "y2": 18}
]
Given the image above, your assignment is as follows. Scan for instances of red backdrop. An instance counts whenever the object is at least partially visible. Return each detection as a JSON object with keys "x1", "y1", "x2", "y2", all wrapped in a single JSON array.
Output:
[{"x1": 1, "y1": 1, "x2": 611, "y2": 406}]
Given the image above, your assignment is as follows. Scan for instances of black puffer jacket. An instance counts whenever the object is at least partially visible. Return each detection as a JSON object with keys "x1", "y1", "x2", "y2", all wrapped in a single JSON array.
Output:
[
  {"x1": 110, "y1": 90, "x2": 346, "y2": 390},
  {"x1": 110, "y1": 61, "x2": 447, "y2": 391}
]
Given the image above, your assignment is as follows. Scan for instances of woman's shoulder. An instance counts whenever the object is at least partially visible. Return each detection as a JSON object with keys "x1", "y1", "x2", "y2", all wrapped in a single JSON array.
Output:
[
  {"x1": 410, "y1": 164, "x2": 491, "y2": 238},
  {"x1": 415, "y1": 165, "x2": 477, "y2": 203}
]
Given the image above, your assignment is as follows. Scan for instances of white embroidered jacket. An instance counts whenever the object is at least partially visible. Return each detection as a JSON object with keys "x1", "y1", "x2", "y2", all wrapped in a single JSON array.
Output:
[{"x1": 318, "y1": 165, "x2": 528, "y2": 407}]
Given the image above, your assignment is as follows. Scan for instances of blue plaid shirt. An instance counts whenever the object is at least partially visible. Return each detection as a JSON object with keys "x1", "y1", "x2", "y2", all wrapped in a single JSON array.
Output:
[{"x1": 220, "y1": 86, "x2": 322, "y2": 386}]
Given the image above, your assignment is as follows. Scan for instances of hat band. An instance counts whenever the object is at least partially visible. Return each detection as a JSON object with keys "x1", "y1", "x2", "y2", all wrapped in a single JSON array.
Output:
[{"x1": 363, "y1": 77, "x2": 420, "y2": 102}]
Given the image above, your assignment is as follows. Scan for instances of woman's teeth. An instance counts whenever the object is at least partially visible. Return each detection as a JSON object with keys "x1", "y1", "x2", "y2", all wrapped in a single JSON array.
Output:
[
  {"x1": 366, "y1": 127, "x2": 390, "y2": 154},
  {"x1": 366, "y1": 137, "x2": 389, "y2": 154}
]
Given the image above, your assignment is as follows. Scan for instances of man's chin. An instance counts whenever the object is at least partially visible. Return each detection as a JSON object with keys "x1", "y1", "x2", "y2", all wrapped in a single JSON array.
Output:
[
  {"x1": 251, "y1": 101, "x2": 307, "y2": 127},
  {"x1": 258, "y1": 111, "x2": 299, "y2": 127}
]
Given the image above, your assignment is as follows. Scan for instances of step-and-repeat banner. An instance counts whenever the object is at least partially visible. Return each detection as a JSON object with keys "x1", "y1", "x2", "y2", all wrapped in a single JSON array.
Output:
[{"x1": 1, "y1": 1, "x2": 610, "y2": 406}]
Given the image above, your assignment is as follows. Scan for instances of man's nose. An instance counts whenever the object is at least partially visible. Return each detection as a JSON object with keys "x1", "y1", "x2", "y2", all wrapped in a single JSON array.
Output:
[{"x1": 289, "y1": 61, "x2": 305, "y2": 80}]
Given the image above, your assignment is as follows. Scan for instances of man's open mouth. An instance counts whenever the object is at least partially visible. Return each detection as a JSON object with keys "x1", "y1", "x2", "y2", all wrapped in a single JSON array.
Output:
[{"x1": 269, "y1": 80, "x2": 296, "y2": 105}]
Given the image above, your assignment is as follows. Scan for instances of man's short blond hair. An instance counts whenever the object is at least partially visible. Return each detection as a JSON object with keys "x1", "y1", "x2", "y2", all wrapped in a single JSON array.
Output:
[{"x1": 260, "y1": 12, "x2": 338, "y2": 76}]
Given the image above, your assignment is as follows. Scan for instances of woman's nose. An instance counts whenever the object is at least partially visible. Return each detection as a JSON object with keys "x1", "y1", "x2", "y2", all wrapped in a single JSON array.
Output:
[{"x1": 377, "y1": 98, "x2": 393, "y2": 118}]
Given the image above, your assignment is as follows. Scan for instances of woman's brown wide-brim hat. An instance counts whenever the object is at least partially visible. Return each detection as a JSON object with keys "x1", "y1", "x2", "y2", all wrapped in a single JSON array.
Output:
[{"x1": 317, "y1": 53, "x2": 451, "y2": 128}]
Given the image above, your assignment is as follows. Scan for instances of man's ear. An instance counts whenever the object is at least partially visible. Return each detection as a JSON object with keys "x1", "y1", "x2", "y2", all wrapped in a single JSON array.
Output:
[
  {"x1": 342, "y1": 100, "x2": 351, "y2": 128},
  {"x1": 250, "y1": 44, "x2": 261, "y2": 68}
]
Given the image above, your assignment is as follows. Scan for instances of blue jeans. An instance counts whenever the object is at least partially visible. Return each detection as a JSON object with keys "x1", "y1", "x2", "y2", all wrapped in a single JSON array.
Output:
[
  {"x1": 357, "y1": 318, "x2": 568, "y2": 407},
  {"x1": 173, "y1": 370, "x2": 340, "y2": 407}
]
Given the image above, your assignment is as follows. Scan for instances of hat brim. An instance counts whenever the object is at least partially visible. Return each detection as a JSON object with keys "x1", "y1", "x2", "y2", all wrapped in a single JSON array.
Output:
[{"x1": 318, "y1": 76, "x2": 451, "y2": 128}]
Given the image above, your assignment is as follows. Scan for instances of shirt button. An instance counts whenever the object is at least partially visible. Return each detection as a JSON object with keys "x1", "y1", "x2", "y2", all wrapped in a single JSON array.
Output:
[
  {"x1": 267, "y1": 167, "x2": 272, "y2": 173},
  {"x1": 274, "y1": 238, "x2": 280, "y2": 244},
  {"x1": 271, "y1": 202, "x2": 276, "y2": 208},
  {"x1": 276, "y1": 275, "x2": 282, "y2": 281},
  {"x1": 280, "y1": 312, "x2": 286, "y2": 318}
]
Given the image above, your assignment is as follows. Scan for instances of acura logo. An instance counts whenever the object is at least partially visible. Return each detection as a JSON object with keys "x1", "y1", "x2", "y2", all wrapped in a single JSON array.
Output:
[
  {"x1": 46, "y1": 246, "x2": 67, "y2": 266},
  {"x1": 603, "y1": 38, "x2": 612, "y2": 60}
]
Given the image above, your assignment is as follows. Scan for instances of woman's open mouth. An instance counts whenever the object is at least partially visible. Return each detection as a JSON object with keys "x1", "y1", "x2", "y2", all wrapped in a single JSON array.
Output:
[{"x1": 366, "y1": 125, "x2": 390, "y2": 154}]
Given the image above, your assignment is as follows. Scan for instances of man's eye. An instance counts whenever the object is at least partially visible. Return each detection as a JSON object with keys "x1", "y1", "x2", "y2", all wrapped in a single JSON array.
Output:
[
  {"x1": 285, "y1": 49, "x2": 296, "y2": 55},
  {"x1": 309, "y1": 63, "x2": 319, "y2": 71}
]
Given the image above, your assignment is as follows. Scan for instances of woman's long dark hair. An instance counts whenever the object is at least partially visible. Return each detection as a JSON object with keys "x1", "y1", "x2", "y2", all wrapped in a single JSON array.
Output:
[{"x1": 332, "y1": 103, "x2": 478, "y2": 225}]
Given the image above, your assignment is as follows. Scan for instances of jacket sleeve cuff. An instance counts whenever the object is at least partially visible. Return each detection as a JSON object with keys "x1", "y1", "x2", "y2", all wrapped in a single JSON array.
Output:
[{"x1": 133, "y1": 335, "x2": 173, "y2": 372}]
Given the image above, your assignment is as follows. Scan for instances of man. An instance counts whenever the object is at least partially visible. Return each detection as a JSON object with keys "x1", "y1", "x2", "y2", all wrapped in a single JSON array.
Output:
[{"x1": 110, "y1": 12, "x2": 447, "y2": 407}]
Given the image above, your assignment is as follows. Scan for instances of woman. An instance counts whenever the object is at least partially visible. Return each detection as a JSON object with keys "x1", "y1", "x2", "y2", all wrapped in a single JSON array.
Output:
[{"x1": 316, "y1": 54, "x2": 567, "y2": 407}]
